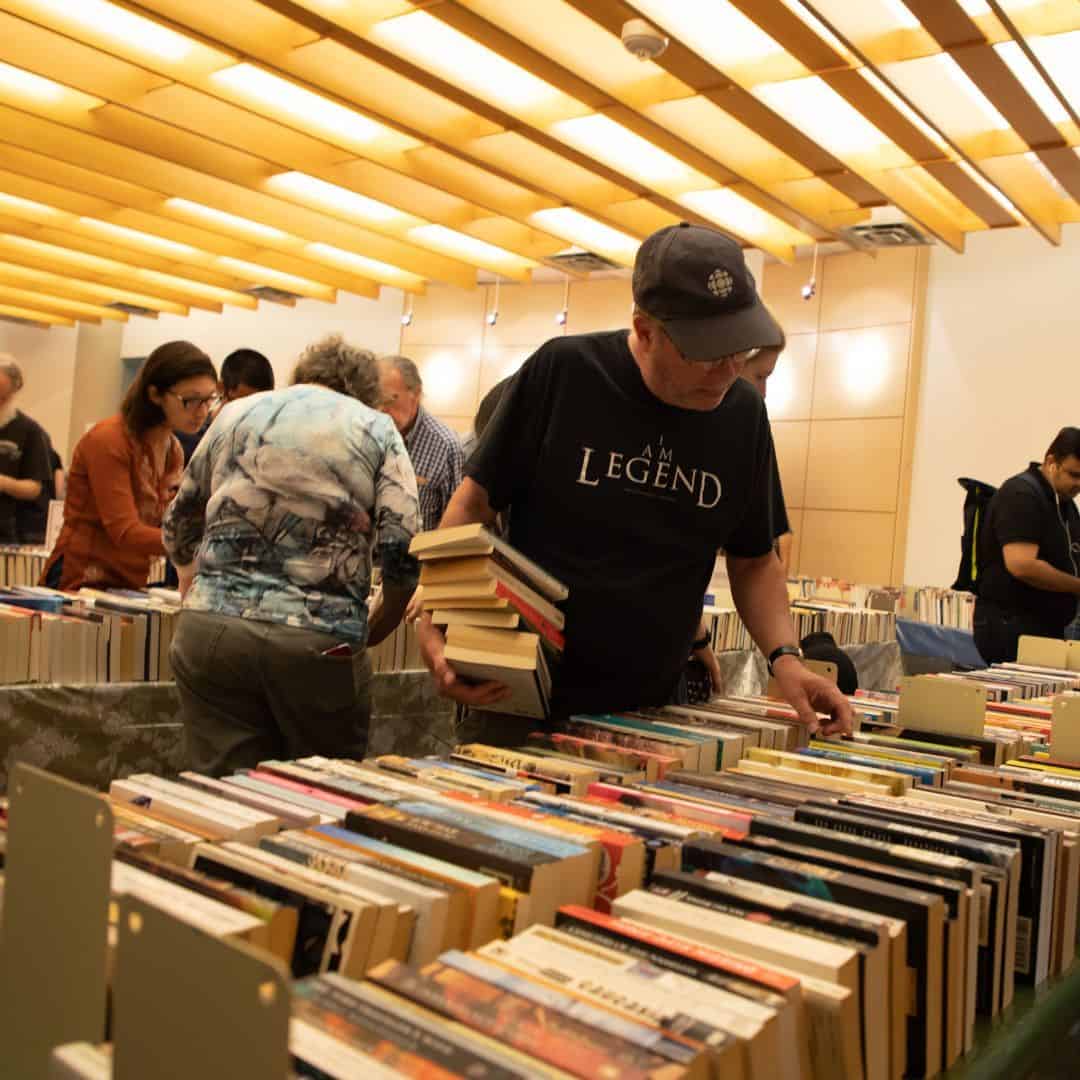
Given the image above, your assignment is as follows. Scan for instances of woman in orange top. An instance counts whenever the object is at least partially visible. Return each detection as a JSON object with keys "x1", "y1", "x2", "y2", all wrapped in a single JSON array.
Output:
[{"x1": 45, "y1": 341, "x2": 218, "y2": 590}]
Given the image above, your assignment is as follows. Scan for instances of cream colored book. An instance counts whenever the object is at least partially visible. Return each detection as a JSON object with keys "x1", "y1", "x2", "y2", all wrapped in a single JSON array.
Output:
[
  {"x1": 613, "y1": 889, "x2": 864, "y2": 1080},
  {"x1": 745, "y1": 747, "x2": 911, "y2": 795},
  {"x1": 481, "y1": 926, "x2": 791, "y2": 1080}
]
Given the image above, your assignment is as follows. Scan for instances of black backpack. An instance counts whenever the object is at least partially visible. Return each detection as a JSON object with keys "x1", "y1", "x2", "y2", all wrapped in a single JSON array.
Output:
[
  {"x1": 953, "y1": 472, "x2": 1050, "y2": 594},
  {"x1": 953, "y1": 477, "x2": 997, "y2": 594}
]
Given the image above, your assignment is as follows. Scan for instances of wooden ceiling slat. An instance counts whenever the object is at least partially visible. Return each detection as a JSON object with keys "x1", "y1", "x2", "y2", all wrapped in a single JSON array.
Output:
[
  {"x1": 920, "y1": 161, "x2": 1017, "y2": 228},
  {"x1": 904, "y1": 0, "x2": 1080, "y2": 204},
  {"x1": 0, "y1": 260, "x2": 188, "y2": 315}
]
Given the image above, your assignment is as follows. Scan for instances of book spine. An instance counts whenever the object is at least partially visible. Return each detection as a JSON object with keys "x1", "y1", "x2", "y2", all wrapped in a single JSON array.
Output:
[
  {"x1": 493, "y1": 582, "x2": 565, "y2": 649},
  {"x1": 343, "y1": 807, "x2": 536, "y2": 892},
  {"x1": 368, "y1": 959, "x2": 666, "y2": 1080}
]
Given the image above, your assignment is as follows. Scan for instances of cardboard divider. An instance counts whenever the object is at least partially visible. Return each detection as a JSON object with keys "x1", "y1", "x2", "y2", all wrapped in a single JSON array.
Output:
[
  {"x1": 113, "y1": 895, "x2": 291, "y2": 1080},
  {"x1": 0, "y1": 764, "x2": 114, "y2": 1080},
  {"x1": 899, "y1": 675, "x2": 987, "y2": 737},
  {"x1": 1018, "y1": 636, "x2": 1071, "y2": 670},
  {"x1": 1050, "y1": 694, "x2": 1080, "y2": 764},
  {"x1": 765, "y1": 658, "x2": 837, "y2": 700}
]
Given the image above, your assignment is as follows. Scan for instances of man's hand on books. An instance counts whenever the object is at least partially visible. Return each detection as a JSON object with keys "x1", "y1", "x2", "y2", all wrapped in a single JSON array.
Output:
[
  {"x1": 404, "y1": 586, "x2": 424, "y2": 623},
  {"x1": 416, "y1": 613, "x2": 511, "y2": 707},
  {"x1": 770, "y1": 654, "x2": 853, "y2": 736}
]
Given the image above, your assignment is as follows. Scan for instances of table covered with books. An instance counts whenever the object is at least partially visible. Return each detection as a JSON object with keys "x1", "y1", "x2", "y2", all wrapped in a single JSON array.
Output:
[{"x1": 5, "y1": 662, "x2": 1080, "y2": 1079}]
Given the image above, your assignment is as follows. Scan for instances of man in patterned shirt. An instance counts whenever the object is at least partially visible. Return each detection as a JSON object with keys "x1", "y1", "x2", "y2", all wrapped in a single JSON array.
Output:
[
  {"x1": 163, "y1": 336, "x2": 421, "y2": 775},
  {"x1": 378, "y1": 354, "x2": 464, "y2": 532}
]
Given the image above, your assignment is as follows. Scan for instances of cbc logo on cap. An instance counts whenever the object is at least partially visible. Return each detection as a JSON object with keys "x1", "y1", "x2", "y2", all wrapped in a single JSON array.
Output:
[{"x1": 707, "y1": 268, "x2": 734, "y2": 299}]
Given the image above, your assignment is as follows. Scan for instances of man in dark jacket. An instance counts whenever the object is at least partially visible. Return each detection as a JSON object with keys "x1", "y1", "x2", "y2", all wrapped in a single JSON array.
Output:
[{"x1": 974, "y1": 427, "x2": 1080, "y2": 664}]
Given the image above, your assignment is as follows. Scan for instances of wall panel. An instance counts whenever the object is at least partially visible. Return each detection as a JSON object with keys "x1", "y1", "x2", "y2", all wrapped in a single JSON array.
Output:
[
  {"x1": 819, "y1": 248, "x2": 917, "y2": 331},
  {"x1": 800, "y1": 510, "x2": 896, "y2": 584},
  {"x1": 771, "y1": 420, "x2": 810, "y2": 510},
  {"x1": 811, "y1": 324, "x2": 910, "y2": 420}
]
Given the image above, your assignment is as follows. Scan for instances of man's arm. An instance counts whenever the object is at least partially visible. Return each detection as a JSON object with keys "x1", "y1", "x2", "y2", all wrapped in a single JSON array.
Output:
[
  {"x1": 368, "y1": 583, "x2": 415, "y2": 647},
  {"x1": 1004, "y1": 542, "x2": 1080, "y2": 594},
  {"x1": 415, "y1": 477, "x2": 508, "y2": 707},
  {"x1": 776, "y1": 531, "x2": 794, "y2": 576},
  {"x1": 727, "y1": 550, "x2": 852, "y2": 735},
  {"x1": 0, "y1": 475, "x2": 41, "y2": 501}
]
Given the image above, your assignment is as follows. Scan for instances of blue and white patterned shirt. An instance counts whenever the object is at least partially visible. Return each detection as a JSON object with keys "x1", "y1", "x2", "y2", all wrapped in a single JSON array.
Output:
[
  {"x1": 163, "y1": 384, "x2": 421, "y2": 643},
  {"x1": 404, "y1": 407, "x2": 464, "y2": 532}
]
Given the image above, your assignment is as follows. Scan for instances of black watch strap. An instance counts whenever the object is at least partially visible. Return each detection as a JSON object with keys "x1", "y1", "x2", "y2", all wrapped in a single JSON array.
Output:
[
  {"x1": 691, "y1": 633, "x2": 711, "y2": 651},
  {"x1": 767, "y1": 644, "x2": 802, "y2": 674}
]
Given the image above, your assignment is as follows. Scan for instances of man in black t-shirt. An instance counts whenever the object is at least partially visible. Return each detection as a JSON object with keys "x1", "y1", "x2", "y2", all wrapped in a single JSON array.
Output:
[
  {"x1": 416, "y1": 224, "x2": 852, "y2": 742},
  {"x1": 974, "y1": 427, "x2": 1080, "y2": 664},
  {"x1": 0, "y1": 356, "x2": 52, "y2": 544}
]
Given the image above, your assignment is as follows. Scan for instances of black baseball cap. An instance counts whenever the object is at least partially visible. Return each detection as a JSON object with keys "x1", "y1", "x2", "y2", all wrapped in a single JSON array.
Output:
[{"x1": 632, "y1": 223, "x2": 783, "y2": 361}]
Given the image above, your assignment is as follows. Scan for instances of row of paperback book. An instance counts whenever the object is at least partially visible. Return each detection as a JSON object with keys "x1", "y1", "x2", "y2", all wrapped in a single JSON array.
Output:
[
  {"x1": 703, "y1": 600, "x2": 897, "y2": 655},
  {"x1": 17, "y1": 658, "x2": 1080, "y2": 1079},
  {"x1": 0, "y1": 585, "x2": 181, "y2": 685},
  {"x1": 0, "y1": 544, "x2": 166, "y2": 591},
  {"x1": 902, "y1": 587, "x2": 976, "y2": 631}
]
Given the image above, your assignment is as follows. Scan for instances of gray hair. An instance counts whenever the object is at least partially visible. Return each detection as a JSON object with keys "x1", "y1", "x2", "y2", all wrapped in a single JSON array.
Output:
[
  {"x1": 292, "y1": 335, "x2": 381, "y2": 407},
  {"x1": 379, "y1": 354, "x2": 422, "y2": 394},
  {"x1": 0, "y1": 354, "x2": 23, "y2": 393}
]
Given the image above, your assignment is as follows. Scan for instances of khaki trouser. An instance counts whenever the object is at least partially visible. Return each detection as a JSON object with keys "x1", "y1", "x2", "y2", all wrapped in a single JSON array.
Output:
[{"x1": 171, "y1": 609, "x2": 372, "y2": 777}]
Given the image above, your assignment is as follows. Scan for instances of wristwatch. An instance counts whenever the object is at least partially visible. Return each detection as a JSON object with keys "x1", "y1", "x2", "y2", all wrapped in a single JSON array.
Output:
[
  {"x1": 767, "y1": 644, "x2": 802, "y2": 674},
  {"x1": 690, "y1": 633, "x2": 711, "y2": 651}
]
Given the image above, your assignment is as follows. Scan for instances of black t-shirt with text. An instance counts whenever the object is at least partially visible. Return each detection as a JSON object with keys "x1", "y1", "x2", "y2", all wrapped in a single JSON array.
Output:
[
  {"x1": 467, "y1": 331, "x2": 776, "y2": 716},
  {"x1": 976, "y1": 463, "x2": 1080, "y2": 631},
  {"x1": 0, "y1": 411, "x2": 52, "y2": 543}
]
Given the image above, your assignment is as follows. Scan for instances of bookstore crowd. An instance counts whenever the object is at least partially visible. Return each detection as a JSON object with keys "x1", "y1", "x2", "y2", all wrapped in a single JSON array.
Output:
[{"x1": 6, "y1": 220, "x2": 1080, "y2": 1079}]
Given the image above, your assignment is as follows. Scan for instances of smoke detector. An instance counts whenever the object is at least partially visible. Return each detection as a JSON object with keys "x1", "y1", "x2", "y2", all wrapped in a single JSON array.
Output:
[{"x1": 621, "y1": 18, "x2": 668, "y2": 61}]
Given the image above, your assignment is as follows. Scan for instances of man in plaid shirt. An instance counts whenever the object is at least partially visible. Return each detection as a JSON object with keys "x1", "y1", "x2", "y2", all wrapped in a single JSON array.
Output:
[{"x1": 378, "y1": 354, "x2": 464, "y2": 532}]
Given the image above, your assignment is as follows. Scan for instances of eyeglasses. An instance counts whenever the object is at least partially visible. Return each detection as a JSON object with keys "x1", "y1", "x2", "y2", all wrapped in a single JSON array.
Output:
[{"x1": 167, "y1": 390, "x2": 220, "y2": 412}]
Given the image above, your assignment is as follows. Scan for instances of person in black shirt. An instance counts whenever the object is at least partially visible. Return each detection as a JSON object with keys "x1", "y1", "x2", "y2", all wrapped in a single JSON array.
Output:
[
  {"x1": 974, "y1": 427, "x2": 1080, "y2": 664},
  {"x1": 0, "y1": 356, "x2": 53, "y2": 544},
  {"x1": 741, "y1": 328, "x2": 795, "y2": 574},
  {"x1": 415, "y1": 223, "x2": 852, "y2": 743}
]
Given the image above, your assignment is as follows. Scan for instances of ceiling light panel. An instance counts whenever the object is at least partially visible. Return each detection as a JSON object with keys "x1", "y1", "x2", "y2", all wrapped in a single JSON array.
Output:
[
  {"x1": 304, "y1": 243, "x2": 425, "y2": 291},
  {"x1": 1028, "y1": 31, "x2": 1080, "y2": 116},
  {"x1": 880, "y1": 54, "x2": 1016, "y2": 147},
  {"x1": 77, "y1": 218, "x2": 200, "y2": 258},
  {"x1": 753, "y1": 77, "x2": 911, "y2": 167},
  {"x1": 407, "y1": 224, "x2": 536, "y2": 279},
  {"x1": 209, "y1": 63, "x2": 414, "y2": 153},
  {"x1": 631, "y1": 0, "x2": 807, "y2": 85},
  {"x1": 677, "y1": 188, "x2": 814, "y2": 250},
  {"x1": 265, "y1": 172, "x2": 418, "y2": 229},
  {"x1": 993, "y1": 41, "x2": 1070, "y2": 125},
  {"x1": 0, "y1": 60, "x2": 103, "y2": 112},
  {"x1": 550, "y1": 114, "x2": 710, "y2": 192},
  {"x1": 368, "y1": 9, "x2": 585, "y2": 123},
  {"x1": 455, "y1": 0, "x2": 685, "y2": 106},
  {"x1": 25, "y1": 0, "x2": 196, "y2": 61},
  {"x1": 164, "y1": 199, "x2": 291, "y2": 243},
  {"x1": 529, "y1": 207, "x2": 639, "y2": 266}
]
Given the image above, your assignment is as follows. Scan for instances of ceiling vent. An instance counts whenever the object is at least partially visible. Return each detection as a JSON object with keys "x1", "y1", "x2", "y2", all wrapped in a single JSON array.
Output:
[
  {"x1": 106, "y1": 302, "x2": 159, "y2": 318},
  {"x1": 244, "y1": 285, "x2": 300, "y2": 305},
  {"x1": 544, "y1": 250, "x2": 621, "y2": 274},
  {"x1": 841, "y1": 221, "x2": 933, "y2": 248}
]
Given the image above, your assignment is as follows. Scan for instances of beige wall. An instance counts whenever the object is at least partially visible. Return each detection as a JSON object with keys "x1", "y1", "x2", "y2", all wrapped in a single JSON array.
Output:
[
  {"x1": 0, "y1": 320, "x2": 78, "y2": 461},
  {"x1": 67, "y1": 321, "x2": 126, "y2": 455},
  {"x1": 906, "y1": 223, "x2": 1080, "y2": 587},
  {"x1": 401, "y1": 277, "x2": 634, "y2": 434},
  {"x1": 760, "y1": 246, "x2": 928, "y2": 585}
]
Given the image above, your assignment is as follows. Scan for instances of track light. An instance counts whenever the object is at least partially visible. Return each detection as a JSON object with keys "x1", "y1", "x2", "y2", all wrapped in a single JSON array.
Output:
[
  {"x1": 486, "y1": 278, "x2": 500, "y2": 327},
  {"x1": 801, "y1": 241, "x2": 820, "y2": 303},
  {"x1": 401, "y1": 295, "x2": 414, "y2": 327},
  {"x1": 555, "y1": 274, "x2": 569, "y2": 326},
  {"x1": 486, "y1": 310, "x2": 499, "y2": 326}
]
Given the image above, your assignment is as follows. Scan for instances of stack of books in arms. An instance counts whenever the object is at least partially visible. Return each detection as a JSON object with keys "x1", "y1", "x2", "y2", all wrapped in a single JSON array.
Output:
[
  {"x1": 32, "y1": 662, "x2": 1080, "y2": 1080},
  {"x1": 0, "y1": 586, "x2": 181, "y2": 685},
  {"x1": 410, "y1": 524, "x2": 569, "y2": 720}
]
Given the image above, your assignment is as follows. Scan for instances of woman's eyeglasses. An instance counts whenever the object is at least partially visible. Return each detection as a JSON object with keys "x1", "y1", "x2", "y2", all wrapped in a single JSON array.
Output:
[{"x1": 167, "y1": 391, "x2": 220, "y2": 412}]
